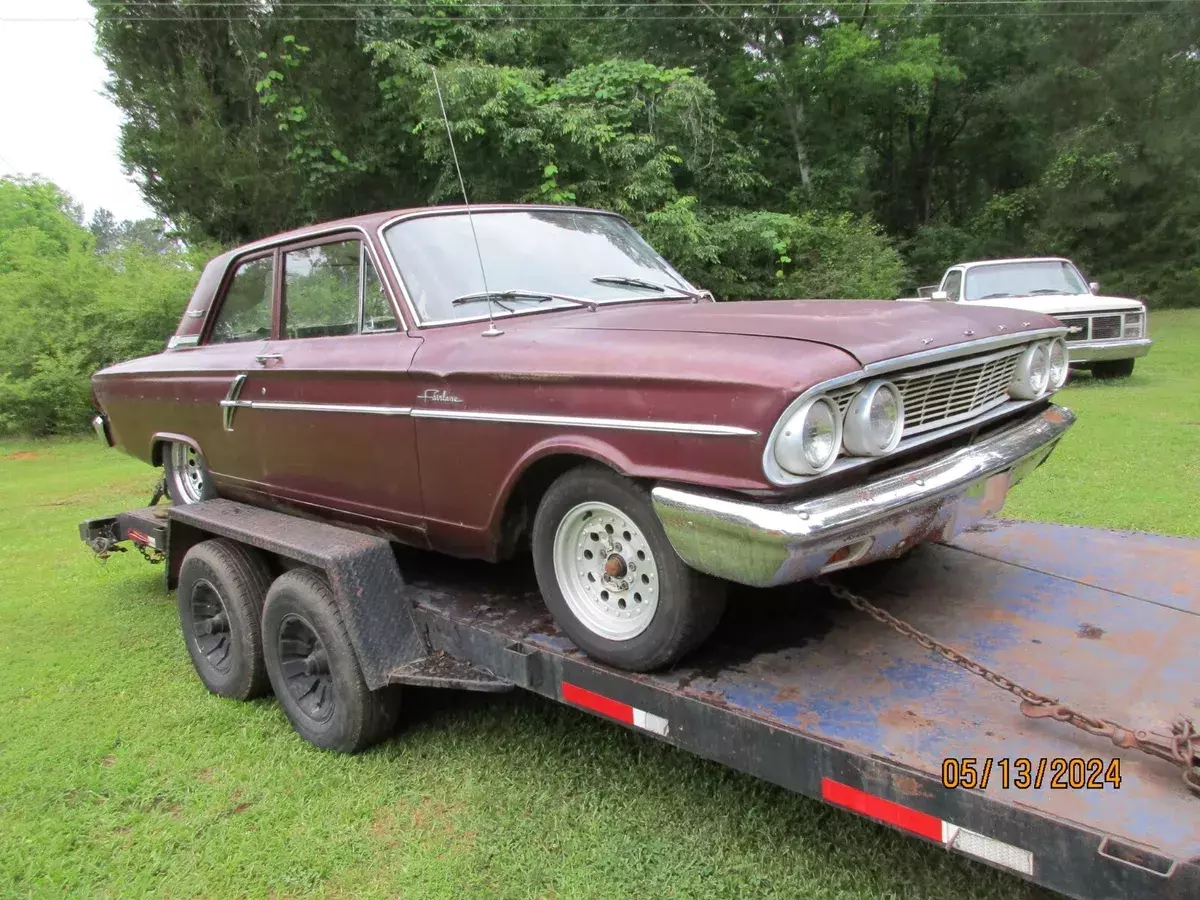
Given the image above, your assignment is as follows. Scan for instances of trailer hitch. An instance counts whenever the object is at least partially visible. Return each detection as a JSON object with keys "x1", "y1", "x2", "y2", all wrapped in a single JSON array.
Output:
[{"x1": 818, "y1": 578, "x2": 1200, "y2": 798}]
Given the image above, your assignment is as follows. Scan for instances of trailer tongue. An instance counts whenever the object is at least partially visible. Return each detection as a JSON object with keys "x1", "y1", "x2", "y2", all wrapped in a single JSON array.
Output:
[{"x1": 80, "y1": 501, "x2": 1200, "y2": 900}]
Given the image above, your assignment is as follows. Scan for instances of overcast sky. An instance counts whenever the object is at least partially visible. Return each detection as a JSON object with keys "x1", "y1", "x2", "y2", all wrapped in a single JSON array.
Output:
[{"x1": 0, "y1": 0, "x2": 156, "y2": 221}]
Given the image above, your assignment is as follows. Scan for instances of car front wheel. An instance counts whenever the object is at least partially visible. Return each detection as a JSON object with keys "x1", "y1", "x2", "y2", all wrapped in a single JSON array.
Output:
[{"x1": 532, "y1": 466, "x2": 726, "y2": 672}]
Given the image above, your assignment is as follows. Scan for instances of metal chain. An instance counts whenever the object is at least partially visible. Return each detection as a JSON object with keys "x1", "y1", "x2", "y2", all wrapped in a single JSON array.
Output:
[
  {"x1": 817, "y1": 577, "x2": 1200, "y2": 797},
  {"x1": 136, "y1": 543, "x2": 166, "y2": 565}
]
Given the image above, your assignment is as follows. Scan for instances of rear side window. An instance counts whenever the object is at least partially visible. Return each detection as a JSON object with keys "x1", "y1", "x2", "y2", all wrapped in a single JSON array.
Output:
[
  {"x1": 283, "y1": 240, "x2": 360, "y2": 339},
  {"x1": 209, "y1": 256, "x2": 274, "y2": 344}
]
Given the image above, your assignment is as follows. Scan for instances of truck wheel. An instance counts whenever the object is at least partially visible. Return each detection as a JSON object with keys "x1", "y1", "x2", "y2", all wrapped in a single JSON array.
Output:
[
  {"x1": 532, "y1": 466, "x2": 726, "y2": 672},
  {"x1": 1092, "y1": 359, "x2": 1135, "y2": 379},
  {"x1": 177, "y1": 539, "x2": 272, "y2": 700},
  {"x1": 262, "y1": 569, "x2": 401, "y2": 752},
  {"x1": 165, "y1": 441, "x2": 216, "y2": 505}
]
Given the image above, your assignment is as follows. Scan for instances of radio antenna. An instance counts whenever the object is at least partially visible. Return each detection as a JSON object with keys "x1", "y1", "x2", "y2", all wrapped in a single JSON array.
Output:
[{"x1": 431, "y1": 66, "x2": 502, "y2": 337}]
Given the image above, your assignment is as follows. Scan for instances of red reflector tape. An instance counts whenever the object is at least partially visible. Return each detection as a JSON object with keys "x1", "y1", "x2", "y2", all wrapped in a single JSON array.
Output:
[
  {"x1": 561, "y1": 682, "x2": 669, "y2": 735},
  {"x1": 820, "y1": 778, "x2": 1034, "y2": 876},
  {"x1": 821, "y1": 778, "x2": 943, "y2": 842}
]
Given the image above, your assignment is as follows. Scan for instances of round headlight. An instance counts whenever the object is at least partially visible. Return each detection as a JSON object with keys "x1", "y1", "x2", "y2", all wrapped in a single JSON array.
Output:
[
  {"x1": 1047, "y1": 338, "x2": 1068, "y2": 390},
  {"x1": 842, "y1": 380, "x2": 904, "y2": 456},
  {"x1": 1010, "y1": 342, "x2": 1051, "y2": 399},
  {"x1": 774, "y1": 396, "x2": 842, "y2": 475}
]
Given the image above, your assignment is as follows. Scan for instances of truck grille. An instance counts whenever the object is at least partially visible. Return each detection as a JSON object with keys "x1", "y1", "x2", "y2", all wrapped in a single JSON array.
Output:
[
  {"x1": 829, "y1": 347, "x2": 1023, "y2": 438},
  {"x1": 1090, "y1": 315, "x2": 1121, "y2": 340},
  {"x1": 1059, "y1": 317, "x2": 1089, "y2": 342}
]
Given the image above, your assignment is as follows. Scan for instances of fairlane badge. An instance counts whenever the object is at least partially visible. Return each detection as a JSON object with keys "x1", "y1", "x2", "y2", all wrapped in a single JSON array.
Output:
[{"x1": 418, "y1": 388, "x2": 462, "y2": 404}]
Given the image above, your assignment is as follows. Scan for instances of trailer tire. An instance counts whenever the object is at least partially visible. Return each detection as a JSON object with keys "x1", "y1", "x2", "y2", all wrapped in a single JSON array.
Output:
[
  {"x1": 262, "y1": 569, "x2": 401, "y2": 753},
  {"x1": 177, "y1": 539, "x2": 272, "y2": 701},
  {"x1": 532, "y1": 466, "x2": 726, "y2": 672}
]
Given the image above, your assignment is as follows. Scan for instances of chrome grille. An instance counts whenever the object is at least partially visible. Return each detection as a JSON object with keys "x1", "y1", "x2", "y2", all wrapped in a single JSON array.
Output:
[
  {"x1": 1059, "y1": 317, "x2": 1089, "y2": 342},
  {"x1": 1091, "y1": 315, "x2": 1121, "y2": 339},
  {"x1": 827, "y1": 347, "x2": 1023, "y2": 438},
  {"x1": 894, "y1": 350, "x2": 1020, "y2": 433}
]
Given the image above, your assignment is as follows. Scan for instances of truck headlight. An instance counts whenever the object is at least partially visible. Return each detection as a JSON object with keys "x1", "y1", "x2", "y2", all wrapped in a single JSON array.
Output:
[
  {"x1": 1047, "y1": 338, "x2": 1069, "y2": 391},
  {"x1": 842, "y1": 380, "x2": 904, "y2": 456},
  {"x1": 1123, "y1": 311, "x2": 1144, "y2": 338},
  {"x1": 774, "y1": 396, "x2": 841, "y2": 475},
  {"x1": 1011, "y1": 342, "x2": 1051, "y2": 399}
]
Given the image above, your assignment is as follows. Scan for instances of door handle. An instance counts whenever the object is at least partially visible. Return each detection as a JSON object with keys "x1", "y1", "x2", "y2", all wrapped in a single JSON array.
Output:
[{"x1": 254, "y1": 353, "x2": 282, "y2": 364}]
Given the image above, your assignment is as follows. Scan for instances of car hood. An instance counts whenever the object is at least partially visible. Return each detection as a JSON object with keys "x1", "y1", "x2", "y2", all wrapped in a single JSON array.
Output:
[
  {"x1": 543, "y1": 299, "x2": 1062, "y2": 367},
  {"x1": 965, "y1": 294, "x2": 1145, "y2": 315}
]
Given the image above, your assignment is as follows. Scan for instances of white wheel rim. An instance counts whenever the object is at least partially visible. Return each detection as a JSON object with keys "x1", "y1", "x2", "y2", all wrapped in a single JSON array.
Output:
[
  {"x1": 170, "y1": 443, "x2": 206, "y2": 504},
  {"x1": 552, "y1": 501, "x2": 660, "y2": 642}
]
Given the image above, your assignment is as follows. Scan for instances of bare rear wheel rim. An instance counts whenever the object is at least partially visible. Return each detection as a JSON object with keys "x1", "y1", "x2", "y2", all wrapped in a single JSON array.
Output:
[
  {"x1": 170, "y1": 442, "x2": 206, "y2": 504},
  {"x1": 552, "y1": 501, "x2": 660, "y2": 642}
]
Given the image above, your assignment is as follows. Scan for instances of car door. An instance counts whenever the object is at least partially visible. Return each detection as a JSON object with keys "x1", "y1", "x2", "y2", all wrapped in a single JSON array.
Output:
[
  {"x1": 171, "y1": 250, "x2": 278, "y2": 495},
  {"x1": 250, "y1": 233, "x2": 426, "y2": 540}
]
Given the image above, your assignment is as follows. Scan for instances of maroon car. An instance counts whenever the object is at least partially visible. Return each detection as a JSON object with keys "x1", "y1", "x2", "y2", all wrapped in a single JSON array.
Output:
[{"x1": 91, "y1": 205, "x2": 1075, "y2": 671}]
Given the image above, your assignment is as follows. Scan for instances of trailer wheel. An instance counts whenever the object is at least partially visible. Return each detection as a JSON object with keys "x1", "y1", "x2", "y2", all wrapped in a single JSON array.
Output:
[
  {"x1": 262, "y1": 569, "x2": 401, "y2": 753},
  {"x1": 164, "y1": 441, "x2": 216, "y2": 505},
  {"x1": 532, "y1": 466, "x2": 726, "y2": 672},
  {"x1": 177, "y1": 539, "x2": 272, "y2": 700}
]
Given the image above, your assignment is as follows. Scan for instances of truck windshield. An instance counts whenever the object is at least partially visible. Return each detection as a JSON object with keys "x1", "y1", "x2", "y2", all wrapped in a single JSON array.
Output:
[
  {"x1": 963, "y1": 261, "x2": 1089, "y2": 300},
  {"x1": 382, "y1": 209, "x2": 696, "y2": 324}
]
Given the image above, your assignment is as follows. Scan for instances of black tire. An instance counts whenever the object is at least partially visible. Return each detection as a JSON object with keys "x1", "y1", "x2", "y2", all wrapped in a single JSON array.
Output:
[
  {"x1": 532, "y1": 466, "x2": 726, "y2": 672},
  {"x1": 262, "y1": 569, "x2": 401, "y2": 752},
  {"x1": 1092, "y1": 358, "x2": 1136, "y2": 379},
  {"x1": 177, "y1": 539, "x2": 273, "y2": 700},
  {"x1": 164, "y1": 440, "x2": 217, "y2": 505}
]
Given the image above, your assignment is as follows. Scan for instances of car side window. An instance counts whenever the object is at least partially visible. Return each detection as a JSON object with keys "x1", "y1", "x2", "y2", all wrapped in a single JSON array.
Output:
[
  {"x1": 282, "y1": 240, "x2": 361, "y2": 339},
  {"x1": 361, "y1": 254, "x2": 398, "y2": 333},
  {"x1": 209, "y1": 256, "x2": 275, "y2": 344},
  {"x1": 943, "y1": 269, "x2": 963, "y2": 302}
]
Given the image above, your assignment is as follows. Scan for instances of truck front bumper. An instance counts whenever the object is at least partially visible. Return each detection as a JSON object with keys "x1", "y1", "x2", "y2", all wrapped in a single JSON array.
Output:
[
  {"x1": 1068, "y1": 337, "x2": 1152, "y2": 364},
  {"x1": 651, "y1": 405, "x2": 1075, "y2": 588}
]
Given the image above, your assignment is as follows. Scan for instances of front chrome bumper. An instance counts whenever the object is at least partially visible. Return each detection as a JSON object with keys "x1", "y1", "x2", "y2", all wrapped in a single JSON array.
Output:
[
  {"x1": 1068, "y1": 337, "x2": 1151, "y2": 364},
  {"x1": 651, "y1": 405, "x2": 1076, "y2": 588}
]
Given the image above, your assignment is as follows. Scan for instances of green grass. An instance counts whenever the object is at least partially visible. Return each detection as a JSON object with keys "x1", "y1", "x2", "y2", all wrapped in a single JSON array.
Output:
[{"x1": 2, "y1": 310, "x2": 1197, "y2": 898}]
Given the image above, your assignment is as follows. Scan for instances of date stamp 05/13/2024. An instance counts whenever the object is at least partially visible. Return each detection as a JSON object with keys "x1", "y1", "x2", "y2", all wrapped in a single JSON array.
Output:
[{"x1": 941, "y1": 757, "x2": 1123, "y2": 791}]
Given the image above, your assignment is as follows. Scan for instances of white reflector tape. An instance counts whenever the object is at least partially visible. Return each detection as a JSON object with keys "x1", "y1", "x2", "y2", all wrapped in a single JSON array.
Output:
[
  {"x1": 944, "y1": 823, "x2": 1034, "y2": 876},
  {"x1": 632, "y1": 708, "x2": 670, "y2": 736}
]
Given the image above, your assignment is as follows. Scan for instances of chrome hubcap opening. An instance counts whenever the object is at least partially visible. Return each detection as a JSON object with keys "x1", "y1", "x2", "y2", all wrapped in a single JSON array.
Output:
[
  {"x1": 552, "y1": 501, "x2": 659, "y2": 642},
  {"x1": 170, "y1": 442, "x2": 206, "y2": 504}
]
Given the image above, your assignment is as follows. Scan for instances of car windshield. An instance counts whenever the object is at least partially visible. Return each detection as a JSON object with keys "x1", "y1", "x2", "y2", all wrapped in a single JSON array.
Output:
[
  {"x1": 963, "y1": 260, "x2": 1089, "y2": 300},
  {"x1": 382, "y1": 209, "x2": 696, "y2": 323}
]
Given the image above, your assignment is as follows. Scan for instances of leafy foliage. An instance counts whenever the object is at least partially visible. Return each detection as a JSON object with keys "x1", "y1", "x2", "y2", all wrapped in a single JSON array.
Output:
[{"x1": 0, "y1": 178, "x2": 206, "y2": 435}]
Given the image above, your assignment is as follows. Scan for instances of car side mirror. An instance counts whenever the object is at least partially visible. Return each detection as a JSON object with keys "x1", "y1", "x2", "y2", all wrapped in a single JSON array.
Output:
[
  {"x1": 1089, "y1": 281, "x2": 1099, "y2": 293},
  {"x1": 931, "y1": 290, "x2": 950, "y2": 302}
]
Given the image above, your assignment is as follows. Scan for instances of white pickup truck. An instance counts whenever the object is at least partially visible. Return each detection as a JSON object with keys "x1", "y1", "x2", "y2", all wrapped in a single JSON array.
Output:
[{"x1": 900, "y1": 257, "x2": 1151, "y2": 378}]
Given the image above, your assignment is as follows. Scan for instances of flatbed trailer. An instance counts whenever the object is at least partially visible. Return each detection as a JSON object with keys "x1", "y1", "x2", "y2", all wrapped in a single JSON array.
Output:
[{"x1": 80, "y1": 500, "x2": 1199, "y2": 900}]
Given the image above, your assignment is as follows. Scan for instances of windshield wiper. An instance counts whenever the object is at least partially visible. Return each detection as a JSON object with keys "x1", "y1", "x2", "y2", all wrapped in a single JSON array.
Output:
[
  {"x1": 591, "y1": 275, "x2": 708, "y2": 303},
  {"x1": 977, "y1": 292, "x2": 1030, "y2": 299},
  {"x1": 451, "y1": 289, "x2": 597, "y2": 312},
  {"x1": 1027, "y1": 289, "x2": 1065, "y2": 295}
]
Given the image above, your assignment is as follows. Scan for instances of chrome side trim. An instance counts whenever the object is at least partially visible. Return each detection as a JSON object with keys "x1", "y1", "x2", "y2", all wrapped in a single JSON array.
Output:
[
  {"x1": 213, "y1": 396, "x2": 756, "y2": 435},
  {"x1": 410, "y1": 407, "x2": 757, "y2": 436},
  {"x1": 219, "y1": 400, "x2": 414, "y2": 416},
  {"x1": 222, "y1": 374, "x2": 248, "y2": 431},
  {"x1": 653, "y1": 405, "x2": 1076, "y2": 588}
]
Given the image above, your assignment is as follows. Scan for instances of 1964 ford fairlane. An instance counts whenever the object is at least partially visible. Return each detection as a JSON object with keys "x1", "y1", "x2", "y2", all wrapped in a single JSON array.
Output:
[{"x1": 91, "y1": 205, "x2": 1076, "y2": 671}]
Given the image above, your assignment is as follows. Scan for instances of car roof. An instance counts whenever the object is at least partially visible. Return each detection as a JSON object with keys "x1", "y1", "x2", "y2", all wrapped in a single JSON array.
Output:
[
  {"x1": 231, "y1": 203, "x2": 618, "y2": 255},
  {"x1": 954, "y1": 257, "x2": 1073, "y2": 269}
]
